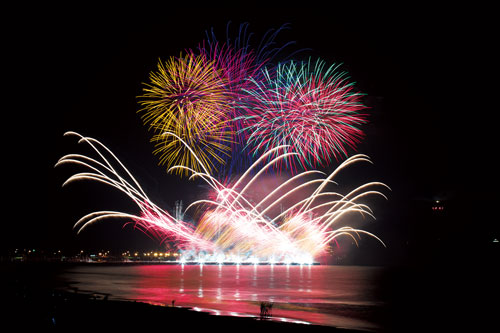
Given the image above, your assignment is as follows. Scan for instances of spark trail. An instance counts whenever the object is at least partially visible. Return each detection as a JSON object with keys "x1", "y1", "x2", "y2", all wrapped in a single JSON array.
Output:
[{"x1": 57, "y1": 132, "x2": 388, "y2": 264}]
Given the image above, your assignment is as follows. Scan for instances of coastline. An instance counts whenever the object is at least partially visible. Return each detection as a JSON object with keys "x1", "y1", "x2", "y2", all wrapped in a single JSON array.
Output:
[
  {"x1": 1, "y1": 262, "x2": 368, "y2": 332},
  {"x1": 4, "y1": 284, "x2": 366, "y2": 332}
]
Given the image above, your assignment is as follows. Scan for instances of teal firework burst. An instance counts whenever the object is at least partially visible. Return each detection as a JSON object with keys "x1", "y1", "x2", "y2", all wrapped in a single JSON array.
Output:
[{"x1": 238, "y1": 58, "x2": 368, "y2": 173}]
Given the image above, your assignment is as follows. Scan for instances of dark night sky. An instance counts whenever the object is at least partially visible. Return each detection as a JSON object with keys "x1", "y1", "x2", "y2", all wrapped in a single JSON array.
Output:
[{"x1": 4, "y1": 4, "x2": 498, "y2": 266}]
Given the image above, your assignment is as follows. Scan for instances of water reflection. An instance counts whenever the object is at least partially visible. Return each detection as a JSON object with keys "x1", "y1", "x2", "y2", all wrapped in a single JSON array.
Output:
[
  {"x1": 285, "y1": 264, "x2": 290, "y2": 290},
  {"x1": 61, "y1": 265, "x2": 385, "y2": 331},
  {"x1": 299, "y1": 265, "x2": 304, "y2": 291},
  {"x1": 179, "y1": 264, "x2": 184, "y2": 293},
  {"x1": 269, "y1": 264, "x2": 274, "y2": 289},
  {"x1": 198, "y1": 265, "x2": 203, "y2": 298},
  {"x1": 252, "y1": 264, "x2": 258, "y2": 288}
]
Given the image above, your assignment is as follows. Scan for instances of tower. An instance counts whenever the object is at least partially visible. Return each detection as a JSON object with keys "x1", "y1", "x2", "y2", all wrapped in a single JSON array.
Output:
[{"x1": 174, "y1": 200, "x2": 184, "y2": 221}]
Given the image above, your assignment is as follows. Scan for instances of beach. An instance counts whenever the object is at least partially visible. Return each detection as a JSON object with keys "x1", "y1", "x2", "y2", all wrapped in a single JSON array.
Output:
[
  {"x1": 4, "y1": 280, "x2": 363, "y2": 332},
  {"x1": 3, "y1": 261, "x2": 496, "y2": 332},
  {"x1": 1, "y1": 262, "x2": 370, "y2": 332}
]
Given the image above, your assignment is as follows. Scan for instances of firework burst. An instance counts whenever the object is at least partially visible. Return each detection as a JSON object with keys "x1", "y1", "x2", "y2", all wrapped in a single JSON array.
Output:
[
  {"x1": 193, "y1": 22, "x2": 301, "y2": 176},
  {"x1": 57, "y1": 132, "x2": 388, "y2": 264},
  {"x1": 184, "y1": 145, "x2": 388, "y2": 261},
  {"x1": 138, "y1": 52, "x2": 233, "y2": 176},
  {"x1": 239, "y1": 58, "x2": 368, "y2": 173}
]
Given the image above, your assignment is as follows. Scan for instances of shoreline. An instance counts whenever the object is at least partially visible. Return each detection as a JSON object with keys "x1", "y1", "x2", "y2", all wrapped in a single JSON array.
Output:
[
  {"x1": 2, "y1": 259, "x2": 322, "y2": 266},
  {"x1": 1, "y1": 262, "x2": 380, "y2": 332},
  {"x1": 4, "y1": 283, "x2": 367, "y2": 332}
]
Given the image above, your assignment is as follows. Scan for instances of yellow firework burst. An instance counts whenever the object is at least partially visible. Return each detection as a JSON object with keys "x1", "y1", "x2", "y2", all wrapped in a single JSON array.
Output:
[{"x1": 138, "y1": 53, "x2": 233, "y2": 176}]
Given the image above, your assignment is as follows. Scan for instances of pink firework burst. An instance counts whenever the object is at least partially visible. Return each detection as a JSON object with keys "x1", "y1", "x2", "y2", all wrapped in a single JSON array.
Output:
[{"x1": 239, "y1": 59, "x2": 368, "y2": 173}]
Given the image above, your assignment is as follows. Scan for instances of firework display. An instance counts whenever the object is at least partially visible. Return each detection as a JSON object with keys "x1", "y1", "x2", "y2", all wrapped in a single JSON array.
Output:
[
  {"x1": 138, "y1": 52, "x2": 233, "y2": 176},
  {"x1": 139, "y1": 23, "x2": 304, "y2": 176},
  {"x1": 238, "y1": 59, "x2": 367, "y2": 172},
  {"x1": 139, "y1": 24, "x2": 366, "y2": 176},
  {"x1": 57, "y1": 132, "x2": 387, "y2": 264},
  {"x1": 58, "y1": 23, "x2": 386, "y2": 264}
]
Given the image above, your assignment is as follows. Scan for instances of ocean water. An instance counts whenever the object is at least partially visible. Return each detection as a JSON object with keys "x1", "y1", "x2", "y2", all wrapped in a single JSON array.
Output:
[{"x1": 57, "y1": 264, "x2": 387, "y2": 331}]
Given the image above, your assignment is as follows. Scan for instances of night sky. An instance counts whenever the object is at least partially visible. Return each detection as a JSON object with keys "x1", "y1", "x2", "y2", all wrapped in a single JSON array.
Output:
[{"x1": 5, "y1": 4, "x2": 498, "y2": 266}]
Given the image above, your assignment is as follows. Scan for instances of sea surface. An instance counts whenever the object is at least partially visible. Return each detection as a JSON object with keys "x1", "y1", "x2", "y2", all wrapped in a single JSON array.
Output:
[{"x1": 55, "y1": 264, "x2": 387, "y2": 331}]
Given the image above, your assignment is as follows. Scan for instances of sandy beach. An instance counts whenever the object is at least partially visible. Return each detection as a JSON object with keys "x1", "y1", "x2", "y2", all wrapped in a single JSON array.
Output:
[
  {"x1": 4, "y1": 283, "x2": 365, "y2": 332},
  {"x1": 1, "y1": 262, "x2": 371, "y2": 332}
]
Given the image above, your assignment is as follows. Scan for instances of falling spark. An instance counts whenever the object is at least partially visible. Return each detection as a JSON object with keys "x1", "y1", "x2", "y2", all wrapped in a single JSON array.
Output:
[{"x1": 57, "y1": 131, "x2": 388, "y2": 264}]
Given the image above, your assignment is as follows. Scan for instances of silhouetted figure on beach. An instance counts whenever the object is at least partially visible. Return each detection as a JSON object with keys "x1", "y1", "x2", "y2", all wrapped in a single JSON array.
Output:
[
  {"x1": 260, "y1": 301, "x2": 273, "y2": 318},
  {"x1": 172, "y1": 300, "x2": 175, "y2": 307}
]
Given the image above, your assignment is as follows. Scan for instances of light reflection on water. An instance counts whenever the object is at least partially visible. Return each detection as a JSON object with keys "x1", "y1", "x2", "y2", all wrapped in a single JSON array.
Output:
[{"x1": 59, "y1": 264, "x2": 385, "y2": 331}]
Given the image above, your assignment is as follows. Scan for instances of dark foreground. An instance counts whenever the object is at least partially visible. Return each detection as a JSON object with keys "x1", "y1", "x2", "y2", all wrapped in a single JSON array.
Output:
[
  {"x1": 1, "y1": 262, "x2": 365, "y2": 332},
  {"x1": 3, "y1": 261, "x2": 498, "y2": 332},
  {"x1": 4, "y1": 285, "x2": 362, "y2": 332}
]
